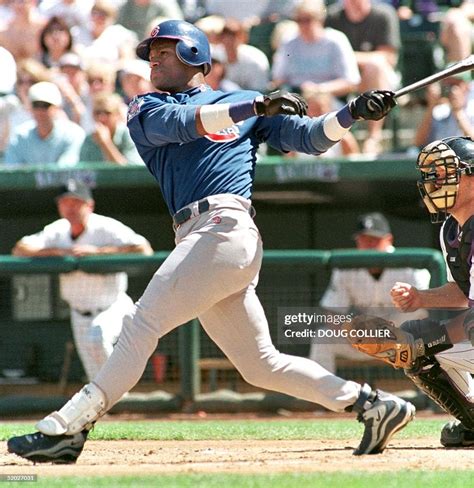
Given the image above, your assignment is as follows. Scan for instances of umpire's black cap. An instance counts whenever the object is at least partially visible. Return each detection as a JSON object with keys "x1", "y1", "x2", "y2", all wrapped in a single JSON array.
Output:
[
  {"x1": 56, "y1": 180, "x2": 93, "y2": 202},
  {"x1": 353, "y1": 212, "x2": 391, "y2": 238}
]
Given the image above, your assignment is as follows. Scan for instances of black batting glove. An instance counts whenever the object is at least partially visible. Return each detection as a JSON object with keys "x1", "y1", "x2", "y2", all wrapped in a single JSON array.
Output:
[
  {"x1": 348, "y1": 90, "x2": 396, "y2": 121},
  {"x1": 254, "y1": 90, "x2": 308, "y2": 117}
]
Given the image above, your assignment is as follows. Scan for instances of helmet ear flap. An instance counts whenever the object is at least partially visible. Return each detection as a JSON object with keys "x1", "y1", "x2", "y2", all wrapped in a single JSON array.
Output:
[{"x1": 175, "y1": 39, "x2": 211, "y2": 75}]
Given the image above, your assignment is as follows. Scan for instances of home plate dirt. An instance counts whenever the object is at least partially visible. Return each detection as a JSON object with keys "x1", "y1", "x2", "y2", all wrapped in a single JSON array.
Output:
[{"x1": 1, "y1": 438, "x2": 473, "y2": 477}]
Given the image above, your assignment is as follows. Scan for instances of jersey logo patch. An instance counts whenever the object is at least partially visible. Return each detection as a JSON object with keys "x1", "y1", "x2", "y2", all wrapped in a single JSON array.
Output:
[
  {"x1": 204, "y1": 125, "x2": 240, "y2": 143},
  {"x1": 127, "y1": 96, "x2": 145, "y2": 122}
]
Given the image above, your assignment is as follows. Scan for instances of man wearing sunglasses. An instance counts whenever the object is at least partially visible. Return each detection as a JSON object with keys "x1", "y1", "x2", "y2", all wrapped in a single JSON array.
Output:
[{"x1": 4, "y1": 81, "x2": 85, "y2": 166}]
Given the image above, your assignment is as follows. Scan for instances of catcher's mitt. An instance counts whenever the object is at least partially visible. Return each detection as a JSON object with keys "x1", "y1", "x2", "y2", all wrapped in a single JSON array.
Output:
[{"x1": 342, "y1": 315, "x2": 425, "y2": 369}]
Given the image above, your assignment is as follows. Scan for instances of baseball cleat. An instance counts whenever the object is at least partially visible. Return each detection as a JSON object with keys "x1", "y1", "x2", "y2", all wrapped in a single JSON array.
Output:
[
  {"x1": 440, "y1": 420, "x2": 474, "y2": 447},
  {"x1": 7, "y1": 430, "x2": 89, "y2": 464},
  {"x1": 354, "y1": 388, "x2": 415, "y2": 455}
]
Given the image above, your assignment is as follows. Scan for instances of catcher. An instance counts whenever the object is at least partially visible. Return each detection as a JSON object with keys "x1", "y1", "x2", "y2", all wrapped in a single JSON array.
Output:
[{"x1": 344, "y1": 136, "x2": 474, "y2": 448}]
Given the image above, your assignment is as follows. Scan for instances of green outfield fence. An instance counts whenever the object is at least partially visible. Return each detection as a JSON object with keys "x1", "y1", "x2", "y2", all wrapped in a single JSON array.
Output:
[{"x1": 0, "y1": 249, "x2": 445, "y2": 412}]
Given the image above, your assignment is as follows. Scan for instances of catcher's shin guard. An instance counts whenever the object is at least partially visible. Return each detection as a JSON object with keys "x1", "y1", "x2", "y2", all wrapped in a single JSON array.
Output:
[
  {"x1": 405, "y1": 359, "x2": 474, "y2": 429},
  {"x1": 36, "y1": 383, "x2": 106, "y2": 435}
]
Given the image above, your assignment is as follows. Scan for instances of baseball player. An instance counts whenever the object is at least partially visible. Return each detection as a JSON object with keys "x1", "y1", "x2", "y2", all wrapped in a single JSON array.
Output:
[
  {"x1": 342, "y1": 137, "x2": 474, "y2": 448},
  {"x1": 309, "y1": 212, "x2": 431, "y2": 373},
  {"x1": 8, "y1": 20, "x2": 414, "y2": 464},
  {"x1": 390, "y1": 137, "x2": 474, "y2": 447},
  {"x1": 11, "y1": 180, "x2": 153, "y2": 381}
]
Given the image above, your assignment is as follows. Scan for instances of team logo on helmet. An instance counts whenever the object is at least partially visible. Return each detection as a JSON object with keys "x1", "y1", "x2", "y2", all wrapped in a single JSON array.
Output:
[{"x1": 150, "y1": 25, "x2": 160, "y2": 37}]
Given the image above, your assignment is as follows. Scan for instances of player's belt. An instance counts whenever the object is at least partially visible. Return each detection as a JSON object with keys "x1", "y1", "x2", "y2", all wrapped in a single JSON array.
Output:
[
  {"x1": 173, "y1": 199, "x2": 210, "y2": 226},
  {"x1": 173, "y1": 199, "x2": 256, "y2": 226}
]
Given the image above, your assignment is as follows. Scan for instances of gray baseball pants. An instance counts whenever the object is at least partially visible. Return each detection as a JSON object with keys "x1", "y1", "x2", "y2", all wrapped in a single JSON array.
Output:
[{"x1": 94, "y1": 194, "x2": 361, "y2": 410}]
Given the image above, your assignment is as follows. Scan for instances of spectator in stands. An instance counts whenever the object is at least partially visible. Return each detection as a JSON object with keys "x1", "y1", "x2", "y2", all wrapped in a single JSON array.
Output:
[
  {"x1": 0, "y1": 0, "x2": 46, "y2": 61},
  {"x1": 414, "y1": 71, "x2": 474, "y2": 148},
  {"x1": 86, "y1": 62, "x2": 117, "y2": 97},
  {"x1": 38, "y1": 0, "x2": 93, "y2": 43},
  {"x1": 213, "y1": 18, "x2": 270, "y2": 92},
  {"x1": 117, "y1": 0, "x2": 183, "y2": 40},
  {"x1": 0, "y1": 47, "x2": 18, "y2": 160},
  {"x1": 308, "y1": 212, "x2": 430, "y2": 373},
  {"x1": 75, "y1": 0, "x2": 138, "y2": 67},
  {"x1": 0, "y1": 0, "x2": 13, "y2": 30},
  {"x1": 39, "y1": 16, "x2": 75, "y2": 69},
  {"x1": 54, "y1": 53, "x2": 94, "y2": 132},
  {"x1": 204, "y1": 0, "x2": 270, "y2": 23},
  {"x1": 193, "y1": 14, "x2": 226, "y2": 45},
  {"x1": 325, "y1": 0, "x2": 401, "y2": 154},
  {"x1": 271, "y1": 0, "x2": 360, "y2": 99},
  {"x1": 179, "y1": 0, "x2": 207, "y2": 23},
  {"x1": 80, "y1": 92, "x2": 143, "y2": 165},
  {"x1": 439, "y1": 6, "x2": 472, "y2": 63},
  {"x1": 12, "y1": 180, "x2": 153, "y2": 381},
  {"x1": 7, "y1": 58, "x2": 51, "y2": 136},
  {"x1": 118, "y1": 58, "x2": 154, "y2": 104},
  {"x1": 4, "y1": 81, "x2": 85, "y2": 166},
  {"x1": 205, "y1": 49, "x2": 240, "y2": 92}
]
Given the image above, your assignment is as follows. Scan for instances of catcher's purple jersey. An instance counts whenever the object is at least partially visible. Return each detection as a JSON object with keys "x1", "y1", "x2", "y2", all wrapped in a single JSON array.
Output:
[{"x1": 127, "y1": 84, "x2": 336, "y2": 214}]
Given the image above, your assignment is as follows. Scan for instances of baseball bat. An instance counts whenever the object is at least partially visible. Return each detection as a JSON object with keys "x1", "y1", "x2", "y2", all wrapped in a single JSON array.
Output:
[{"x1": 394, "y1": 55, "x2": 474, "y2": 98}]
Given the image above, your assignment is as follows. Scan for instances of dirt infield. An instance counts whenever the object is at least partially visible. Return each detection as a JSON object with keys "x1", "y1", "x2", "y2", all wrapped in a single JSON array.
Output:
[{"x1": 1, "y1": 437, "x2": 473, "y2": 477}]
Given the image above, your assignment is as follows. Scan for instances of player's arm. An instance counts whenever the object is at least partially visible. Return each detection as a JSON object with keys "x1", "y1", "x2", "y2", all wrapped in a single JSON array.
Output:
[
  {"x1": 71, "y1": 242, "x2": 153, "y2": 257},
  {"x1": 130, "y1": 90, "x2": 395, "y2": 148},
  {"x1": 12, "y1": 241, "x2": 70, "y2": 257},
  {"x1": 391, "y1": 281, "x2": 468, "y2": 312}
]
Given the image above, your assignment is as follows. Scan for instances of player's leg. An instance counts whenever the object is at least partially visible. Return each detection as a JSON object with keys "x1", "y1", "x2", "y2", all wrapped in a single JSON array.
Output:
[
  {"x1": 8, "y1": 201, "x2": 263, "y2": 462},
  {"x1": 198, "y1": 282, "x2": 415, "y2": 454},
  {"x1": 70, "y1": 312, "x2": 99, "y2": 381},
  {"x1": 94, "y1": 293, "x2": 135, "y2": 356}
]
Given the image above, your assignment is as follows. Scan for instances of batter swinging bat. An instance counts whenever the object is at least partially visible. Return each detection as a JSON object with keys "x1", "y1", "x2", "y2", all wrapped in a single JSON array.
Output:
[{"x1": 394, "y1": 55, "x2": 474, "y2": 98}]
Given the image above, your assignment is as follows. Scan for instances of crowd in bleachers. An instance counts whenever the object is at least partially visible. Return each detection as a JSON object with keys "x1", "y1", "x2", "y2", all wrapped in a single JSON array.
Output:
[{"x1": 0, "y1": 0, "x2": 472, "y2": 165}]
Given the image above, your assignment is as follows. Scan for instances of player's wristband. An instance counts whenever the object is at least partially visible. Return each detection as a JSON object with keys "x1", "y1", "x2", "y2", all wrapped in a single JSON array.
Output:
[
  {"x1": 198, "y1": 101, "x2": 256, "y2": 134},
  {"x1": 323, "y1": 106, "x2": 355, "y2": 141}
]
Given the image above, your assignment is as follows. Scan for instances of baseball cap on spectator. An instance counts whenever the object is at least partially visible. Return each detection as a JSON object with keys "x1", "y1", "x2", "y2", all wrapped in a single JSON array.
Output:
[
  {"x1": 0, "y1": 47, "x2": 17, "y2": 95},
  {"x1": 120, "y1": 59, "x2": 150, "y2": 81},
  {"x1": 353, "y1": 213, "x2": 391, "y2": 238},
  {"x1": 58, "y1": 53, "x2": 84, "y2": 70},
  {"x1": 56, "y1": 180, "x2": 93, "y2": 202},
  {"x1": 28, "y1": 81, "x2": 62, "y2": 106}
]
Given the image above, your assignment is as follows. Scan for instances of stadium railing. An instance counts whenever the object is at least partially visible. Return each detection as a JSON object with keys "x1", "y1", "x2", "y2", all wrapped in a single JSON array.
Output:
[{"x1": 0, "y1": 249, "x2": 446, "y2": 412}]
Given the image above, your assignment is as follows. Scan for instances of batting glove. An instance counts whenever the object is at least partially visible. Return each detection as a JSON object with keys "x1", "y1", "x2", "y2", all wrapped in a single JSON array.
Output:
[
  {"x1": 254, "y1": 90, "x2": 308, "y2": 117},
  {"x1": 348, "y1": 90, "x2": 397, "y2": 121}
]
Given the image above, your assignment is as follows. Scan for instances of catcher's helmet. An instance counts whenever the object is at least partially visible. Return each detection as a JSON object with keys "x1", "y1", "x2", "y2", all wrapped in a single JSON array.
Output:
[
  {"x1": 416, "y1": 136, "x2": 474, "y2": 223},
  {"x1": 136, "y1": 20, "x2": 211, "y2": 75}
]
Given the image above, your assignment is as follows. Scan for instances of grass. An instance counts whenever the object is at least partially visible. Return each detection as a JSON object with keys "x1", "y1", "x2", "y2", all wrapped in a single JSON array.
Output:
[
  {"x1": 0, "y1": 472, "x2": 472, "y2": 488},
  {"x1": 0, "y1": 418, "x2": 448, "y2": 442},
  {"x1": 1, "y1": 418, "x2": 470, "y2": 488}
]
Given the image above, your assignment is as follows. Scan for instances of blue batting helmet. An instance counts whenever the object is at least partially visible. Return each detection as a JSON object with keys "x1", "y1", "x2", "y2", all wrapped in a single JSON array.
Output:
[{"x1": 136, "y1": 20, "x2": 212, "y2": 75}]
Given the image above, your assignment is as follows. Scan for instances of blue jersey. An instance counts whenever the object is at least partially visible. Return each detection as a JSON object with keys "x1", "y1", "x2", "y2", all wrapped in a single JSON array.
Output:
[{"x1": 127, "y1": 84, "x2": 337, "y2": 214}]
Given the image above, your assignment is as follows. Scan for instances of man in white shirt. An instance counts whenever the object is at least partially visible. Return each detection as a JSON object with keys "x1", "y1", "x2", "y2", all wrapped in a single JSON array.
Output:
[
  {"x1": 309, "y1": 212, "x2": 431, "y2": 372},
  {"x1": 12, "y1": 180, "x2": 153, "y2": 380}
]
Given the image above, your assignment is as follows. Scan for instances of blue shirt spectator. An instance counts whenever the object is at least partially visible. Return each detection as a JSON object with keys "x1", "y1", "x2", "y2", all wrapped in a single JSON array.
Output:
[{"x1": 4, "y1": 82, "x2": 85, "y2": 166}]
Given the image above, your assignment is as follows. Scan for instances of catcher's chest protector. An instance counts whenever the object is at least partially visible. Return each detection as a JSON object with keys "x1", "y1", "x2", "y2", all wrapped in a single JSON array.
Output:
[{"x1": 443, "y1": 215, "x2": 474, "y2": 297}]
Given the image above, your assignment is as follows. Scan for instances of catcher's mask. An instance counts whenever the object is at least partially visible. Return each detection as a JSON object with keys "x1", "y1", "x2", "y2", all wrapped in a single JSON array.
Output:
[{"x1": 416, "y1": 136, "x2": 474, "y2": 223}]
